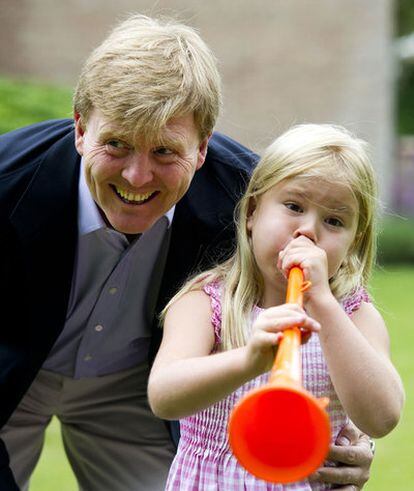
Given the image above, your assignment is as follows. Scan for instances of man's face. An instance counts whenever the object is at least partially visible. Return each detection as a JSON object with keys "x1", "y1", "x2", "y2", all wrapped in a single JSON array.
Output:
[{"x1": 74, "y1": 109, "x2": 209, "y2": 234}]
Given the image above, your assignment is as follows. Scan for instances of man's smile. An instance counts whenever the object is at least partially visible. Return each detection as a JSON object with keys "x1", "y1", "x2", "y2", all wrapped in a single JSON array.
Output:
[{"x1": 112, "y1": 185, "x2": 158, "y2": 205}]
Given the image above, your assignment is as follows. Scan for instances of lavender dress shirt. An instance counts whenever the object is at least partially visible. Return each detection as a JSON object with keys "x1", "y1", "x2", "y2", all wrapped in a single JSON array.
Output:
[{"x1": 43, "y1": 163, "x2": 174, "y2": 378}]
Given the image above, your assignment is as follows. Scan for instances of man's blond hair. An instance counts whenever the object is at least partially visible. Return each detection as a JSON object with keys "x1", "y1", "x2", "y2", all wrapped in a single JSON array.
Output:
[{"x1": 74, "y1": 14, "x2": 221, "y2": 140}]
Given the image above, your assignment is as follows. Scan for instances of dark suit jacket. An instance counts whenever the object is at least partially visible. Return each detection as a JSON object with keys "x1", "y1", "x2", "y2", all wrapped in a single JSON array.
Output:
[{"x1": 0, "y1": 119, "x2": 258, "y2": 488}]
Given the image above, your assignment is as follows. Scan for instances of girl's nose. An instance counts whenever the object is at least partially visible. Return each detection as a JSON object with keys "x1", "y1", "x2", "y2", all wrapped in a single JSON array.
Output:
[
  {"x1": 121, "y1": 153, "x2": 154, "y2": 187},
  {"x1": 292, "y1": 216, "x2": 318, "y2": 243}
]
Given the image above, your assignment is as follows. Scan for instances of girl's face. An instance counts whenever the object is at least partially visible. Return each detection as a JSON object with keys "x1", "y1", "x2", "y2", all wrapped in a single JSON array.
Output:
[{"x1": 246, "y1": 177, "x2": 359, "y2": 303}]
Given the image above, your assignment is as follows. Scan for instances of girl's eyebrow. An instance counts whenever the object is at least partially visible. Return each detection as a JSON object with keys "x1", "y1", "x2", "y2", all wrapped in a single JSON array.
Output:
[
  {"x1": 332, "y1": 205, "x2": 352, "y2": 212},
  {"x1": 282, "y1": 187, "x2": 356, "y2": 214},
  {"x1": 282, "y1": 187, "x2": 307, "y2": 199},
  {"x1": 319, "y1": 202, "x2": 356, "y2": 216}
]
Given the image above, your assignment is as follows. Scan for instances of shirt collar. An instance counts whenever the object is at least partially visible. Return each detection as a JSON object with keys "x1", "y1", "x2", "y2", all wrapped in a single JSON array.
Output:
[{"x1": 78, "y1": 160, "x2": 175, "y2": 236}]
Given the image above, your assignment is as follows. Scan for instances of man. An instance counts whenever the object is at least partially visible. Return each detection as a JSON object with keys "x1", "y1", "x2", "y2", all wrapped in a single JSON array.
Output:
[{"x1": 0, "y1": 13, "x2": 373, "y2": 491}]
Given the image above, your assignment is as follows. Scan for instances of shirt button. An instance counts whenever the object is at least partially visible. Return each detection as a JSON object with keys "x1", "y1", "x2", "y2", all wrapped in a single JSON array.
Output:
[
  {"x1": 109, "y1": 287, "x2": 118, "y2": 295},
  {"x1": 95, "y1": 324, "x2": 104, "y2": 332},
  {"x1": 84, "y1": 354, "x2": 93, "y2": 362}
]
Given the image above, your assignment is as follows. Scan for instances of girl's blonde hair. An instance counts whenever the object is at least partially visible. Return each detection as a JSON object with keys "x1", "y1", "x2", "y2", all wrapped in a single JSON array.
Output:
[
  {"x1": 164, "y1": 124, "x2": 378, "y2": 351},
  {"x1": 74, "y1": 14, "x2": 221, "y2": 141}
]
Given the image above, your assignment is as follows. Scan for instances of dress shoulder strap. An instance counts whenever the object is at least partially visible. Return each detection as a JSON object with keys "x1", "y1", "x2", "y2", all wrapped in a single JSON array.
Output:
[
  {"x1": 203, "y1": 281, "x2": 223, "y2": 347},
  {"x1": 342, "y1": 287, "x2": 371, "y2": 316}
]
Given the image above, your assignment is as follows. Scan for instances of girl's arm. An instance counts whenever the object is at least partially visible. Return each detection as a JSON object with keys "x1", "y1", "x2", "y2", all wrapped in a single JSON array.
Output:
[
  {"x1": 307, "y1": 295, "x2": 404, "y2": 438},
  {"x1": 148, "y1": 288, "x2": 320, "y2": 420}
]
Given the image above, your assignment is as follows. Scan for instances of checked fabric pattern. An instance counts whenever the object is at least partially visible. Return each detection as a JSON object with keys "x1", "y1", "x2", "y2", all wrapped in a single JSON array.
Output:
[{"x1": 166, "y1": 282, "x2": 369, "y2": 490}]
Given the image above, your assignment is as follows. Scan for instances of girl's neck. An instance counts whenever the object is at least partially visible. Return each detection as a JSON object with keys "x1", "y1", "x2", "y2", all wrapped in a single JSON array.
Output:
[{"x1": 258, "y1": 284, "x2": 286, "y2": 309}]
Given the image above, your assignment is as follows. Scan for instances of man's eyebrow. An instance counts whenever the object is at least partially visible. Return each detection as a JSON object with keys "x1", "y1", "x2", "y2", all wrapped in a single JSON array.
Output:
[
  {"x1": 153, "y1": 133, "x2": 187, "y2": 150},
  {"x1": 98, "y1": 129, "x2": 129, "y2": 141},
  {"x1": 97, "y1": 126, "x2": 190, "y2": 152},
  {"x1": 160, "y1": 128, "x2": 188, "y2": 143}
]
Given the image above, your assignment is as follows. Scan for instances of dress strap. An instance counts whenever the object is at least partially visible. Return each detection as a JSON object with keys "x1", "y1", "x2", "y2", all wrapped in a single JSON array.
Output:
[
  {"x1": 203, "y1": 281, "x2": 223, "y2": 346},
  {"x1": 342, "y1": 287, "x2": 371, "y2": 316}
]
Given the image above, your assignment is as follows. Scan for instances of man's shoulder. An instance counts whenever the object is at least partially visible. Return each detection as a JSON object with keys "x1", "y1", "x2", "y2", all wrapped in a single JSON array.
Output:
[
  {"x1": 206, "y1": 132, "x2": 259, "y2": 175},
  {"x1": 0, "y1": 118, "x2": 74, "y2": 144},
  {"x1": 0, "y1": 119, "x2": 75, "y2": 174}
]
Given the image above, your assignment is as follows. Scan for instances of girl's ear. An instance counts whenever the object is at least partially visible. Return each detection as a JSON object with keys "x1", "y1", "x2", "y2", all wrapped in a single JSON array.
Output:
[{"x1": 246, "y1": 197, "x2": 257, "y2": 233}]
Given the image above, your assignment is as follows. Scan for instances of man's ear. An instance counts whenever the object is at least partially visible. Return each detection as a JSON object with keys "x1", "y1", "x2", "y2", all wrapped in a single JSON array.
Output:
[
  {"x1": 246, "y1": 197, "x2": 257, "y2": 233},
  {"x1": 74, "y1": 112, "x2": 85, "y2": 156},
  {"x1": 195, "y1": 134, "x2": 211, "y2": 170}
]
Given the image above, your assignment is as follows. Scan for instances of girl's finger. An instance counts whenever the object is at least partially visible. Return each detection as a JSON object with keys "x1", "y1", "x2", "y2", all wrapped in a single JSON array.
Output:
[
  {"x1": 262, "y1": 304, "x2": 305, "y2": 316},
  {"x1": 256, "y1": 315, "x2": 306, "y2": 331},
  {"x1": 253, "y1": 331, "x2": 283, "y2": 349},
  {"x1": 257, "y1": 315, "x2": 320, "y2": 333}
]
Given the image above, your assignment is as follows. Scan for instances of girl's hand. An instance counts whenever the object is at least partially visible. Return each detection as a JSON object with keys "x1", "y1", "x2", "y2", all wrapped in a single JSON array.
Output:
[
  {"x1": 277, "y1": 236, "x2": 332, "y2": 300},
  {"x1": 246, "y1": 303, "x2": 321, "y2": 376}
]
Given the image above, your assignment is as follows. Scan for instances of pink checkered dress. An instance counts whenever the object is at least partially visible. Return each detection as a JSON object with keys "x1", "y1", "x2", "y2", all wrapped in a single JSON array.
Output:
[{"x1": 165, "y1": 282, "x2": 369, "y2": 491}]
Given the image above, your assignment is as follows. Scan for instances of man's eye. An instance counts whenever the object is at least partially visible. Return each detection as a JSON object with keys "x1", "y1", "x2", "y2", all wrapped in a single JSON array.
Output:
[
  {"x1": 153, "y1": 147, "x2": 174, "y2": 156},
  {"x1": 107, "y1": 140, "x2": 127, "y2": 149},
  {"x1": 326, "y1": 217, "x2": 344, "y2": 227},
  {"x1": 285, "y1": 202, "x2": 302, "y2": 213}
]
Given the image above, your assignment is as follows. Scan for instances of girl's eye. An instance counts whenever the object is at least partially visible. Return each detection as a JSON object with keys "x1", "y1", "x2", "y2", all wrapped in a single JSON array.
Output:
[
  {"x1": 285, "y1": 202, "x2": 302, "y2": 213},
  {"x1": 326, "y1": 217, "x2": 344, "y2": 227}
]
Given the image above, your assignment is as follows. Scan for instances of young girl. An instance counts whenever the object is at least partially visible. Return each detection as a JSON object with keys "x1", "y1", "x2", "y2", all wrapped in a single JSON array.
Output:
[{"x1": 148, "y1": 124, "x2": 404, "y2": 490}]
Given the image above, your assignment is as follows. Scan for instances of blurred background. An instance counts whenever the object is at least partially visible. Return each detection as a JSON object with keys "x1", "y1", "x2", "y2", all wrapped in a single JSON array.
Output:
[{"x1": 0, "y1": 0, "x2": 412, "y2": 490}]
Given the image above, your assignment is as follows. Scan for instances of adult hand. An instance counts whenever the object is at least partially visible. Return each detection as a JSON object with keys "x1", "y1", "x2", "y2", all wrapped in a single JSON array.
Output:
[{"x1": 308, "y1": 421, "x2": 373, "y2": 489}]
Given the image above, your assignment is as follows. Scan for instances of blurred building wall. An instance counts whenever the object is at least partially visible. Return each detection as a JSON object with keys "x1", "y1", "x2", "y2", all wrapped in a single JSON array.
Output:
[{"x1": 0, "y1": 0, "x2": 394, "y2": 205}]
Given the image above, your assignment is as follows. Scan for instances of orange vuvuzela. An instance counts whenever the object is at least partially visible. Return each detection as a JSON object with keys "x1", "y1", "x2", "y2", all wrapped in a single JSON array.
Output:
[{"x1": 228, "y1": 267, "x2": 330, "y2": 484}]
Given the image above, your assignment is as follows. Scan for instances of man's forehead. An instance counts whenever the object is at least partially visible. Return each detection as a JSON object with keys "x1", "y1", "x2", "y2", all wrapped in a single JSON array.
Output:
[{"x1": 98, "y1": 113, "x2": 198, "y2": 146}]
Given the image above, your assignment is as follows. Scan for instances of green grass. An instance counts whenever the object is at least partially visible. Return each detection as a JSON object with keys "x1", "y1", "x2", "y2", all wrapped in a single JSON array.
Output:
[
  {"x1": 31, "y1": 418, "x2": 76, "y2": 490},
  {"x1": 365, "y1": 266, "x2": 414, "y2": 490},
  {"x1": 0, "y1": 77, "x2": 72, "y2": 134},
  {"x1": 28, "y1": 267, "x2": 414, "y2": 490}
]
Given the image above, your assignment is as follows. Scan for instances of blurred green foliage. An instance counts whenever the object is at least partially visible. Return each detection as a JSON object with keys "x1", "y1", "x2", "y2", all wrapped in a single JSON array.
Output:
[
  {"x1": 396, "y1": 0, "x2": 414, "y2": 36},
  {"x1": 397, "y1": 63, "x2": 414, "y2": 135},
  {"x1": 396, "y1": 1, "x2": 414, "y2": 134},
  {"x1": 377, "y1": 217, "x2": 414, "y2": 264},
  {"x1": 0, "y1": 77, "x2": 72, "y2": 134}
]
